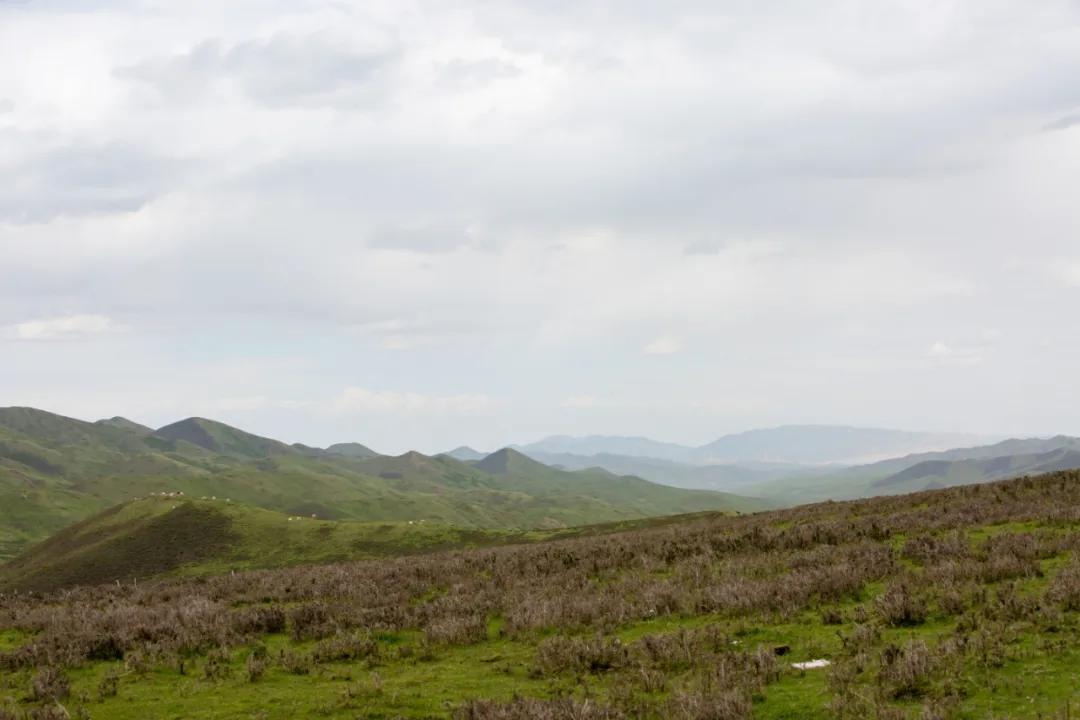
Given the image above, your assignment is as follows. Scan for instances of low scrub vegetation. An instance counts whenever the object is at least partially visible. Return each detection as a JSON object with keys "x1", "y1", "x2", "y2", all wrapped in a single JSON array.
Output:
[{"x1": 2, "y1": 471, "x2": 1080, "y2": 717}]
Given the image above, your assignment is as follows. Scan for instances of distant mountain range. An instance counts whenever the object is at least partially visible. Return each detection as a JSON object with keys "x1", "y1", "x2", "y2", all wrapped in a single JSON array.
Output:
[
  {"x1": 516, "y1": 426, "x2": 994, "y2": 466},
  {"x1": 519, "y1": 451, "x2": 827, "y2": 493},
  {"x1": 0, "y1": 407, "x2": 764, "y2": 560},
  {"x1": 513, "y1": 429, "x2": 1080, "y2": 504},
  {"x1": 746, "y1": 435, "x2": 1080, "y2": 503}
]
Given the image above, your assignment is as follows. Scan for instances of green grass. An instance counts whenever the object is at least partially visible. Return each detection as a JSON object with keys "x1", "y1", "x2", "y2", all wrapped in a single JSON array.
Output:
[{"x1": 23, "y1": 586, "x2": 1079, "y2": 719}]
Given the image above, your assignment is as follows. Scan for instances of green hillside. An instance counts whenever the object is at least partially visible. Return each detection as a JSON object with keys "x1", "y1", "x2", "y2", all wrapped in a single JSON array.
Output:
[
  {"x1": 873, "y1": 447, "x2": 1080, "y2": 492},
  {"x1": 0, "y1": 407, "x2": 764, "y2": 560}
]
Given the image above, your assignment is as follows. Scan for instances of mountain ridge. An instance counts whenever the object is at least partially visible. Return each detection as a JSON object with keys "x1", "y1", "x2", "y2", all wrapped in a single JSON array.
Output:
[
  {"x1": 516, "y1": 425, "x2": 995, "y2": 466},
  {"x1": 0, "y1": 406, "x2": 764, "y2": 560}
]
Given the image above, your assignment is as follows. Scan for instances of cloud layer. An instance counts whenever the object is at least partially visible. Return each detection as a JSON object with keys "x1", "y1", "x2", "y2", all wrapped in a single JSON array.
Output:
[{"x1": 2, "y1": 1, "x2": 1080, "y2": 451}]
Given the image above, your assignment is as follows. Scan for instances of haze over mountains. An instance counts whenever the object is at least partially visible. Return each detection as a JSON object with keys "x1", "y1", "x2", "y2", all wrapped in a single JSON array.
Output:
[{"x1": 516, "y1": 426, "x2": 995, "y2": 466}]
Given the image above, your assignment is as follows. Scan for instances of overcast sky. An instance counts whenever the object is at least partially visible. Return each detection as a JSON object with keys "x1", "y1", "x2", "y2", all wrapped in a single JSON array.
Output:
[{"x1": 2, "y1": 0, "x2": 1080, "y2": 453}]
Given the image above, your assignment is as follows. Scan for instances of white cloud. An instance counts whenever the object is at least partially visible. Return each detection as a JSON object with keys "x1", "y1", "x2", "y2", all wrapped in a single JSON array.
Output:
[
  {"x1": 561, "y1": 394, "x2": 602, "y2": 408},
  {"x1": 2, "y1": 314, "x2": 127, "y2": 341},
  {"x1": 643, "y1": 336, "x2": 683, "y2": 355},
  {"x1": 925, "y1": 342, "x2": 984, "y2": 367},
  {"x1": 3, "y1": 1, "x2": 1080, "y2": 444},
  {"x1": 1057, "y1": 262, "x2": 1080, "y2": 287},
  {"x1": 332, "y1": 387, "x2": 494, "y2": 417}
]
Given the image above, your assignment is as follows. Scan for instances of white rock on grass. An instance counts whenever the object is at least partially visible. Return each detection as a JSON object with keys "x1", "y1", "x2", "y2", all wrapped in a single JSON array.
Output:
[{"x1": 792, "y1": 659, "x2": 831, "y2": 670}]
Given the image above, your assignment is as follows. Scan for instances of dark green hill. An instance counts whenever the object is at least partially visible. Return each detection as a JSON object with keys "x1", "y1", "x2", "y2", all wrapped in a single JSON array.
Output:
[
  {"x1": 475, "y1": 448, "x2": 550, "y2": 475},
  {"x1": 152, "y1": 417, "x2": 295, "y2": 458}
]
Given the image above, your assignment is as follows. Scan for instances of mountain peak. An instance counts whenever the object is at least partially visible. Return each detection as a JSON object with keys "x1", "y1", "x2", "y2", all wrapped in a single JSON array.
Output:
[
  {"x1": 475, "y1": 448, "x2": 549, "y2": 475},
  {"x1": 153, "y1": 417, "x2": 292, "y2": 458},
  {"x1": 325, "y1": 442, "x2": 379, "y2": 459},
  {"x1": 95, "y1": 416, "x2": 153, "y2": 435},
  {"x1": 442, "y1": 446, "x2": 486, "y2": 461}
]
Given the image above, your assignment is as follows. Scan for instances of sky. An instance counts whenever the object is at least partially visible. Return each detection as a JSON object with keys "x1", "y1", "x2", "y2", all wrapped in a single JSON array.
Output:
[{"x1": 2, "y1": 0, "x2": 1080, "y2": 453}]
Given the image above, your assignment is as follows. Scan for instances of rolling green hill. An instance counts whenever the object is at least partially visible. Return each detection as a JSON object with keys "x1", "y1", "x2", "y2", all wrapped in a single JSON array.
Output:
[
  {"x1": 0, "y1": 495, "x2": 721, "y2": 593},
  {"x1": 873, "y1": 447, "x2": 1080, "y2": 492},
  {"x1": 0, "y1": 407, "x2": 765, "y2": 560}
]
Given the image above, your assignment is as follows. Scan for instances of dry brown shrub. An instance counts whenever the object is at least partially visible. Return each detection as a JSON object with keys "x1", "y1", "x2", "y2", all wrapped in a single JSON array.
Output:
[
  {"x1": 533, "y1": 634, "x2": 629, "y2": 676},
  {"x1": 453, "y1": 696, "x2": 625, "y2": 719},
  {"x1": 1047, "y1": 560, "x2": 1080, "y2": 611},
  {"x1": 877, "y1": 640, "x2": 935, "y2": 699},
  {"x1": 311, "y1": 631, "x2": 381, "y2": 663},
  {"x1": 287, "y1": 602, "x2": 334, "y2": 641},
  {"x1": 424, "y1": 614, "x2": 489, "y2": 647},
  {"x1": 278, "y1": 648, "x2": 312, "y2": 675},
  {"x1": 875, "y1": 582, "x2": 928, "y2": 627},
  {"x1": 664, "y1": 688, "x2": 752, "y2": 720},
  {"x1": 29, "y1": 666, "x2": 69, "y2": 703}
]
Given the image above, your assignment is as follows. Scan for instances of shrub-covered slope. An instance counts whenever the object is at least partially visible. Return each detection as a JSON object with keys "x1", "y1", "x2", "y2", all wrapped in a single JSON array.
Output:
[{"x1": 1, "y1": 470, "x2": 1079, "y2": 718}]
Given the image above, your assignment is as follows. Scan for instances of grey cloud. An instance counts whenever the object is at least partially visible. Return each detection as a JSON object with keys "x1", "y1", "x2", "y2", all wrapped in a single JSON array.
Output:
[
  {"x1": 438, "y1": 58, "x2": 522, "y2": 90},
  {"x1": 117, "y1": 34, "x2": 398, "y2": 109},
  {"x1": 1044, "y1": 113, "x2": 1080, "y2": 132},
  {"x1": 0, "y1": 139, "x2": 185, "y2": 222},
  {"x1": 367, "y1": 221, "x2": 475, "y2": 253}
]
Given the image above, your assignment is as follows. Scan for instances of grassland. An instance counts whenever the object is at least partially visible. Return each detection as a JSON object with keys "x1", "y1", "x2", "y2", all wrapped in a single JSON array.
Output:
[{"x1": 2, "y1": 471, "x2": 1080, "y2": 718}]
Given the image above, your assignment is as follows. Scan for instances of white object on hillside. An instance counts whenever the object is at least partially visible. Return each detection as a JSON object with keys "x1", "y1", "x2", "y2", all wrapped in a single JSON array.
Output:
[{"x1": 792, "y1": 659, "x2": 831, "y2": 670}]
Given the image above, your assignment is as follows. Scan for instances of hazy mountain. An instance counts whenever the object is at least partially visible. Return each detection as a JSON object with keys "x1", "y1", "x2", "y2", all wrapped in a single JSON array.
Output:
[
  {"x1": 750, "y1": 435, "x2": 1080, "y2": 504},
  {"x1": 442, "y1": 446, "x2": 487, "y2": 461},
  {"x1": 515, "y1": 435, "x2": 695, "y2": 463},
  {"x1": 523, "y1": 450, "x2": 822, "y2": 492},
  {"x1": 695, "y1": 426, "x2": 992, "y2": 465},
  {"x1": 518, "y1": 426, "x2": 993, "y2": 466},
  {"x1": 873, "y1": 447, "x2": 1080, "y2": 492}
]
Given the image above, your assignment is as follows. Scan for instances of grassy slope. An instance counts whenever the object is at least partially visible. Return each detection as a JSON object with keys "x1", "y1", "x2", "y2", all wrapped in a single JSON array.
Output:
[
  {"x1": 2, "y1": 472, "x2": 1079, "y2": 718},
  {"x1": 0, "y1": 497, "x2": 516, "y2": 591},
  {"x1": 0, "y1": 408, "x2": 763, "y2": 560},
  {"x1": 0, "y1": 496, "x2": 717, "y2": 592}
]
